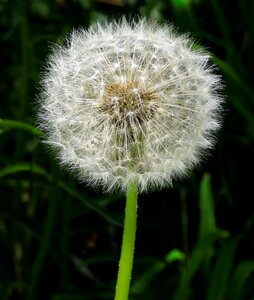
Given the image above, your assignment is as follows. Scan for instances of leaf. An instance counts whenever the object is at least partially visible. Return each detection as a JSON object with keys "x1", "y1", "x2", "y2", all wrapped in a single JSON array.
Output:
[
  {"x1": 131, "y1": 261, "x2": 166, "y2": 295},
  {"x1": 0, "y1": 162, "x2": 47, "y2": 178},
  {"x1": 165, "y1": 248, "x2": 185, "y2": 263},
  {"x1": 0, "y1": 118, "x2": 42, "y2": 136},
  {"x1": 171, "y1": 0, "x2": 191, "y2": 9},
  {"x1": 131, "y1": 248, "x2": 185, "y2": 295},
  {"x1": 0, "y1": 162, "x2": 122, "y2": 227},
  {"x1": 59, "y1": 181, "x2": 122, "y2": 227},
  {"x1": 207, "y1": 237, "x2": 239, "y2": 300},
  {"x1": 199, "y1": 173, "x2": 217, "y2": 239},
  {"x1": 51, "y1": 292, "x2": 113, "y2": 299},
  {"x1": 229, "y1": 260, "x2": 254, "y2": 300},
  {"x1": 173, "y1": 231, "x2": 225, "y2": 300}
]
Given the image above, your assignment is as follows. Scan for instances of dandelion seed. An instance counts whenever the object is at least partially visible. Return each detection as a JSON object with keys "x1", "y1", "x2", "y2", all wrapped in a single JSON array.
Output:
[{"x1": 37, "y1": 18, "x2": 222, "y2": 193}]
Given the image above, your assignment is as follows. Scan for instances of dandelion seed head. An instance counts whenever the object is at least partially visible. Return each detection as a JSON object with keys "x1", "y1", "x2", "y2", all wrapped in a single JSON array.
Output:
[{"x1": 37, "y1": 18, "x2": 223, "y2": 193}]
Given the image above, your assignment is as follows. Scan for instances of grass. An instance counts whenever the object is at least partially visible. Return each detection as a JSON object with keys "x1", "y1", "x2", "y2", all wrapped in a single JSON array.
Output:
[{"x1": 1, "y1": 0, "x2": 254, "y2": 299}]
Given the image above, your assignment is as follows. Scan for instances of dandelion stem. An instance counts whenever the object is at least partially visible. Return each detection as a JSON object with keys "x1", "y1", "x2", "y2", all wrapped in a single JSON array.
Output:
[{"x1": 114, "y1": 181, "x2": 138, "y2": 300}]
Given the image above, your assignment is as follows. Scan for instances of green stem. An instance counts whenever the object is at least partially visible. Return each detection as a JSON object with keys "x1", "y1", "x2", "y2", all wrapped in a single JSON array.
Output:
[{"x1": 114, "y1": 181, "x2": 138, "y2": 300}]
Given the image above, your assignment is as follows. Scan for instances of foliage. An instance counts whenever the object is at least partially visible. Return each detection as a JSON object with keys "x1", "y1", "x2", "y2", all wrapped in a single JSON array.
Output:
[{"x1": 1, "y1": 0, "x2": 254, "y2": 299}]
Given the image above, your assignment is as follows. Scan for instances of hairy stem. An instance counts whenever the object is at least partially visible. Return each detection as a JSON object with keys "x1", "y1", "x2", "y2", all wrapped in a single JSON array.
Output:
[{"x1": 114, "y1": 181, "x2": 138, "y2": 300}]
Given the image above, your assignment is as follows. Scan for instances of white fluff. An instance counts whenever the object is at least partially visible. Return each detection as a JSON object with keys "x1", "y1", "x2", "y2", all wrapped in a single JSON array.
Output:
[{"x1": 37, "y1": 18, "x2": 223, "y2": 193}]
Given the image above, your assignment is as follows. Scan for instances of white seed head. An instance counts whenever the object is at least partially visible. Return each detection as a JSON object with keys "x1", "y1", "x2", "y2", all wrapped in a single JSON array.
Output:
[{"x1": 37, "y1": 18, "x2": 223, "y2": 193}]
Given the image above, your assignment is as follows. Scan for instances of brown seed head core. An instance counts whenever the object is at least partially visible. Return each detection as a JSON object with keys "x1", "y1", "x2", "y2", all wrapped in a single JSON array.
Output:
[{"x1": 99, "y1": 80, "x2": 159, "y2": 124}]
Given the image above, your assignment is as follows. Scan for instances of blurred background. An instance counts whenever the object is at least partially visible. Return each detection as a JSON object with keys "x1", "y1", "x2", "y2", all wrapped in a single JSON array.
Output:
[{"x1": 1, "y1": 0, "x2": 254, "y2": 299}]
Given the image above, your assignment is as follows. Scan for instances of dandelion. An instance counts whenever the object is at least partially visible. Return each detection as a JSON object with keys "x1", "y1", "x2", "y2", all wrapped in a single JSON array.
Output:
[
  {"x1": 37, "y1": 17, "x2": 222, "y2": 300},
  {"x1": 38, "y1": 18, "x2": 222, "y2": 194}
]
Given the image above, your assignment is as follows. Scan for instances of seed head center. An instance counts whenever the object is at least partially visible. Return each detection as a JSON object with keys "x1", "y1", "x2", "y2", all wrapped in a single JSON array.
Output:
[{"x1": 99, "y1": 80, "x2": 159, "y2": 124}]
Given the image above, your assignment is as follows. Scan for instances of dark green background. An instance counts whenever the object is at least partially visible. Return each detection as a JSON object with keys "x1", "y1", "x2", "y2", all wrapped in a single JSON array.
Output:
[{"x1": 1, "y1": 0, "x2": 254, "y2": 299}]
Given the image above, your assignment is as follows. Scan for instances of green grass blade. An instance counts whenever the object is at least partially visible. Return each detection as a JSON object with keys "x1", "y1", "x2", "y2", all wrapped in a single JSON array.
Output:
[
  {"x1": 229, "y1": 260, "x2": 254, "y2": 300},
  {"x1": 26, "y1": 166, "x2": 59, "y2": 300},
  {"x1": 207, "y1": 237, "x2": 239, "y2": 300},
  {"x1": 0, "y1": 162, "x2": 122, "y2": 227},
  {"x1": 0, "y1": 162, "x2": 47, "y2": 178},
  {"x1": 131, "y1": 260, "x2": 166, "y2": 295},
  {"x1": 199, "y1": 173, "x2": 216, "y2": 239},
  {"x1": 0, "y1": 118, "x2": 42, "y2": 136},
  {"x1": 212, "y1": 56, "x2": 254, "y2": 97},
  {"x1": 131, "y1": 248, "x2": 185, "y2": 295},
  {"x1": 51, "y1": 292, "x2": 114, "y2": 300},
  {"x1": 171, "y1": 0, "x2": 198, "y2": 31},
  {"x1": 165, "y1": 248, "x2": 185, "y2": 263},
  {"x1": 210, "y1": 0, "x2": 233, "y2": 49},
  {"x1": 59, "y1": 182, "x2": 122, "y2": 227},
  {"x1": 173, "y1": 232, "x2": 225, "y2": 300}
]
